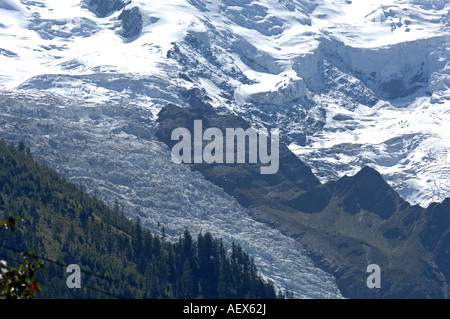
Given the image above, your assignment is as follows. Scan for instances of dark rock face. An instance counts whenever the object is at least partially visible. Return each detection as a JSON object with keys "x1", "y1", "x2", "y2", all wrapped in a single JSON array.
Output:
[
  {"x1": 84, "y1": 0, "x2": 143, "y2": 41},
  {"x1": 155, "y1": 103, "x2": 320, "y2": 208},
  {"x1": 334, "y1": 166, "x2": 408, "y2": 219},
  {"x1": 118, "y1": 6, "x2": 143, "y2": 40},
  {"x1": 378, "y1": 63, "x2": 428, "y2": 100},
  {"x1": 420, "y1": 198, "x2": 450, "y2": 287},
  {"x1": 84, "y1": 0, "x2": 130, "y2": 18},
  {"x1": 288, "y1": 183, "x2": 332, "y2": 213},
  {"x1": 287, "y1": 166, "x2": 408, "y2": 217}
]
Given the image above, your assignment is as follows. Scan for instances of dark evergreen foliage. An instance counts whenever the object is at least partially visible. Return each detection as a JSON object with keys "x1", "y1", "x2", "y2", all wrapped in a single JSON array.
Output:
[{"x1": 0, "y1": 140, "x2": 278, "y2": 299}]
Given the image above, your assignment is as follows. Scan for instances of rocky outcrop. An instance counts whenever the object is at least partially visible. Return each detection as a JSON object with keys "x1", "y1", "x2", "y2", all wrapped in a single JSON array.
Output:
[
  {"x1": 155, "y1": 103, "x2": 450, "y2": 299},
  {"x1": 83, "y1": 0, "x2": 130, "y2": 18}
]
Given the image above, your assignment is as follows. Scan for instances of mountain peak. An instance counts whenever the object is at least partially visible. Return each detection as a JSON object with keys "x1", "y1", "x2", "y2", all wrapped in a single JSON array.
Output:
[
  {"x1": 355, "y1": 165, "x2": 382, "y2": 179},
  {"x1": 84, "y1": 0, "x2": 130, "y2": 18},
  {"x1": 335, "y1": 166, "x2": 407, "y2": 219}
]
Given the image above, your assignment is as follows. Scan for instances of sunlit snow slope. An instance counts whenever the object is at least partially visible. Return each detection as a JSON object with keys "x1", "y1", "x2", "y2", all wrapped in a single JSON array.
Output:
[
  {"x1": 0, "y1": 0, "x2": 448, "y2": 297},
  {"x1": 1, "y1": 0, "x2": 448, "y2": 207}
]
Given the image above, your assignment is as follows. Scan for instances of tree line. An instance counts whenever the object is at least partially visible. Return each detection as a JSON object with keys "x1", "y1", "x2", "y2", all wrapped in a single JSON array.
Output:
[{"x1": 0, "y1": 140, "x2": 281, "y2": 299}]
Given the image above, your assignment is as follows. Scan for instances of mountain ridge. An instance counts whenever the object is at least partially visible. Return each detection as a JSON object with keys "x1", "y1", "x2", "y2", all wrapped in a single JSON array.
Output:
[
  {"x1": 0, "y1": 0, "x2": 448, "y2": 206},
  {"x1": 0, "y1": 139, "x2": 279, "y2": 299},
  {"x1": 155, "y1": 103, "x2": 449, "y2": 299},
  {"x1": 0, "y1": 0, "x2": 448, "y2": 299}
]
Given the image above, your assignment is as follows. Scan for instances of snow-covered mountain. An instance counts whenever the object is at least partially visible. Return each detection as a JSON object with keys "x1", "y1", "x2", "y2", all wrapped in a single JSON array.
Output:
[
  {"x1": 1, "y1": 0, "x2": 448, "y2": 206},
  {"x1": 0, "y1": 0, "x2": 448, "y2": 298}
]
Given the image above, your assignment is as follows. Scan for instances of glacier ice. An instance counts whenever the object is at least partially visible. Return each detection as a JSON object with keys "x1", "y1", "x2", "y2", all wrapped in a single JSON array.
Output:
[{"x1": 0, "y1": 0, "x2": 449, "y2": 298}]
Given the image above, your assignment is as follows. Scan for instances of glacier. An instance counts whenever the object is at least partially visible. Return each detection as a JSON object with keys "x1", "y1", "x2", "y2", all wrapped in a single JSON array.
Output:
[
  {"x1": 0, "y1": 0, "x2": 449, "y2": 297},
  {"x1": 0, "y1": 88, "x2": 342, "y2": 298}
]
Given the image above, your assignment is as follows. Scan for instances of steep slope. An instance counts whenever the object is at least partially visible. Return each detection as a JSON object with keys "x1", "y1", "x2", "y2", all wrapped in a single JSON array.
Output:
[
  {"x1": 420, "y1": 198, "x2": 450, "y2": 288},
  {"x1": 285, "y1": 166, "x2": 447, "y2": 299},
  {"x1": 155, "y1": 103, "x2": 449, "y2": 299},
  {"x1": 0, "y1": 139, "x2": 278, "y2": 299},
  {"x1": 0, "y1": 0, "x2": 448, "y2": 206},
  {"x1": 155, "y1": 103, "x2": 321, "y2": 208},
  {"x1": 0, "y1": 91, "x2": 343, "y2": 298},
  {"x1": 0, "y1": 0, "x2": 448, "y2": 299}
]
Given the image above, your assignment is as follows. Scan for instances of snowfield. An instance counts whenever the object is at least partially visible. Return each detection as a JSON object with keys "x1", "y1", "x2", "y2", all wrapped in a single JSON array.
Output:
[{"x1": 0, "y1": 0, "x2": 449, "y2": 297}]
